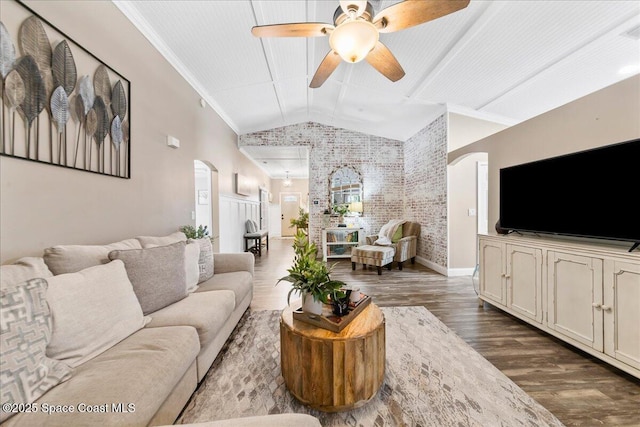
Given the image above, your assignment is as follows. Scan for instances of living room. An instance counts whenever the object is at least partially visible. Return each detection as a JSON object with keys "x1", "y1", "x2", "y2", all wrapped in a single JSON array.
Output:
[{"x1": 1, "y1": 1, "x2": 639, "y2": 426}]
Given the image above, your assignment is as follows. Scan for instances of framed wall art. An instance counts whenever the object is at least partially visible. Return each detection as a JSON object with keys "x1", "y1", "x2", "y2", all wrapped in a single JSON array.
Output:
[{"x1": 0, "y1": 0, "x2": 131, "y2": 178}]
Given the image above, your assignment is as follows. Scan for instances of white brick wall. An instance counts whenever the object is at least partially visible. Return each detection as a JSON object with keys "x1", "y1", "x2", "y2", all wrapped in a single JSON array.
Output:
[
  {"x1": 240, "y1": 116, "x2": 448, "y2": 269},
  {"x1": 404, "y1": 114, "x2": 448, "y2": 267}
]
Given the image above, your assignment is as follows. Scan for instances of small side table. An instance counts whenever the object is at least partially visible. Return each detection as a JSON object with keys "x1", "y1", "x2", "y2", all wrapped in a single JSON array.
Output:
[{"x1": 280, "y1": 303, "x2": 385, "y2": 412}]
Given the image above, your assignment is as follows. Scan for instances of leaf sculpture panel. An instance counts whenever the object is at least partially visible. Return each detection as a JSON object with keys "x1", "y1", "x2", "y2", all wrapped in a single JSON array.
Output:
[
  {"x1": 52, "y1": 40, "x2": 77, "y2": 95},
  {"x1": 111, "y1": 80, "x2": 127, "y2": 119},
  {"x1": 2, "y1": 2, "x2": 130, "y2": 178},
  {"x1": 0, "y1": 22, "x2": 16, "y2": 78},
  {"x1": 5, "y1": 70, "x2": 25, "y2": 110},
  {"x1": 78, "y1": 75, "x2": 94, "y2": 116},
  {"x1": 93, "y1": 96, "x2": 109, "y2": 146},
  {"x1": 19, "y1": 16, "x2": 51, "y2": 73},
  {"x1": 15, "y1": 55, "x2": 45, "y2": 125},
  {"x1": 94, "y1": 65, "x2": 111, "y2": 105},
  {"x1": 50, "y1": 86, "x2": 69, "y2": 133}
]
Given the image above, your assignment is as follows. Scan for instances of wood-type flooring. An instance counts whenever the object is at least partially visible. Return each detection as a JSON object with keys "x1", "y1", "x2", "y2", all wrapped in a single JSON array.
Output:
[{"x1": 251, "y1": 238, "x2": 640, "y2": 427}]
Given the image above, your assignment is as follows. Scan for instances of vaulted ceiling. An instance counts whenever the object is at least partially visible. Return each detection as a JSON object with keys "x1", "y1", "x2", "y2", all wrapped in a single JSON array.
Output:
[{"x1": 116, "y1": 0, "x2": 640, "y2": 177}]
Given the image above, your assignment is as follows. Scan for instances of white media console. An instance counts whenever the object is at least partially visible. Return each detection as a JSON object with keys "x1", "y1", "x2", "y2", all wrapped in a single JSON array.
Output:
[{"x1": 478, "y1": 233, "x2": 639, "y2": 379}]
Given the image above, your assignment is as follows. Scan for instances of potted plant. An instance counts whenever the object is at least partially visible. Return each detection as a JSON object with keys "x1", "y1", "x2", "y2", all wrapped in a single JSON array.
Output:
[
  {"x1": 333, "y1": 204, "x2": 349, "y2": 224},
  {"x1": 289, "y1": 208, "x2": 309, "y2": 235},
  {"x1": 179, "y1": 224, "x2": 210, "y2": 239},
  {"x1": 277, "y1": 230, "x2": 346, "y2": 315}
]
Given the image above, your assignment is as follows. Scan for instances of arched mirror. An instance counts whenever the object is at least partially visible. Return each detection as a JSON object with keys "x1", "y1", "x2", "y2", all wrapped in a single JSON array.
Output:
[{"x1": 329, "y1": 166, "x2": 363, "y2": 215}]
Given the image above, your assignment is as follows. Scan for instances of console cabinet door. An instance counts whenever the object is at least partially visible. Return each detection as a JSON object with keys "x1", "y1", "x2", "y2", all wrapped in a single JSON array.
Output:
[
  {"x1": 604, "y1": 261, "x2": 640, "y2": 370},
  {"x1": 479, "y1": 240, "x2": 505, "y2": 304},
  {"x1": 548, "y1": 251, "x2": 603, "y2": 351},
  {"x1": 506, "y1": 245, "x2": 543, "y2": 323}
]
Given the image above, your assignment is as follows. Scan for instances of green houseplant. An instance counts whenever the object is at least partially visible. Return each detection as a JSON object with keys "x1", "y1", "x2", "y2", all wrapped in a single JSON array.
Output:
[
  {"x1": 333, "y1": 204, "x2": 349, "y2": 224},
  {"x1": 289, "y1": 208, "x2": 309, "y2": 235},
  {"x1": 277, "y1": 229, "x2": 346, "y2": 315},
  {"x1": 179, "y1": 224, "x2": 210, "y2": 239}
]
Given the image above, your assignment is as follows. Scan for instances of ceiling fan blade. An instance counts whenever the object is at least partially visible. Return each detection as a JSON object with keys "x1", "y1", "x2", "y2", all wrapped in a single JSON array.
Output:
[
  {"x1": 373, "y1": 0, "x2": 470, "y2": 33},
  {"x1": 366, "y1": 41, "x2": 405, "y2": 82},
  {"x1": 310, "y1": 50, "x2": 341, "y2": 88},
  {"x1": 251, "y1": 23, "x2": 333, "y2": 38}
]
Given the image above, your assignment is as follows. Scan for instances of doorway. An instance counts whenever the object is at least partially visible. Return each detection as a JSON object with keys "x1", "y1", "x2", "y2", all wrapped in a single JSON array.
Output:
[
  {"x1": 280, "y1": 192, "x2": 301, "y2": 237},
  {"x1": 194, "y1": 160, "x2": 220, "y2": 252}
]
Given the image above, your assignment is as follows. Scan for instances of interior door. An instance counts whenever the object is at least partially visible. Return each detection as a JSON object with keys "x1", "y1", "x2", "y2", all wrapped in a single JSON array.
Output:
[{"x1": 280, "y1": 192, "x2": 300, "y2": 237}]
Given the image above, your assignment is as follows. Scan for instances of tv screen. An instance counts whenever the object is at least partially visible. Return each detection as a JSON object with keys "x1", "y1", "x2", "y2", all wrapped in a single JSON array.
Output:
[{"x1": 499, "y1": 139, "x2": 640, "y2": 244}]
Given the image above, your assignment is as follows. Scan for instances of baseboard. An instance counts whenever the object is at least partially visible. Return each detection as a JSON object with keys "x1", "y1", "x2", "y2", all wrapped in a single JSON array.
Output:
[
  {"x1": 447, "y1": 267, "x2": 475, "y2": 277},
  {"x1": 415, "y1": 257, "x2": 447, "y2": 276}
]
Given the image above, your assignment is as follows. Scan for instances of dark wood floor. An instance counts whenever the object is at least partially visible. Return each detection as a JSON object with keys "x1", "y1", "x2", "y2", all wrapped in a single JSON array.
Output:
[{"x1": 251, "y1": 238, "x2": 640, "y2": 427}]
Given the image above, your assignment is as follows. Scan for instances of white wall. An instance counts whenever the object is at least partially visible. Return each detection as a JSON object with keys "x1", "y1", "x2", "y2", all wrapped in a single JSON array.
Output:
[{"x1": 447, "y1": 113, "x2": 507, "y2": 272}]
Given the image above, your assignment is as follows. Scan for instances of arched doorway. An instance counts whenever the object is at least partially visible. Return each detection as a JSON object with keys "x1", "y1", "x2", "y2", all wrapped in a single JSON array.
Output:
[{"x1": 194, "y1": 160, "x2": 220, "y2": 252}]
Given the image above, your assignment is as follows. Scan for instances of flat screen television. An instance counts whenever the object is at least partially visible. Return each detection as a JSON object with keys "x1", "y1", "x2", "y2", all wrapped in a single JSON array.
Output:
[{"x1": 499, "y1": 138, "x2": 640, "y2": 251}]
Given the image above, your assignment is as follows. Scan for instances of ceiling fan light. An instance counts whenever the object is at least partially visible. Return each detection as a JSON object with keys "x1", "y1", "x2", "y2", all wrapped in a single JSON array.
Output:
[
  {"x1": 339, "y1": 0, "x2": 368, "y2": 17},
  {"x1": 329, "y1": 19, "x2": 378, "y2": 63}
]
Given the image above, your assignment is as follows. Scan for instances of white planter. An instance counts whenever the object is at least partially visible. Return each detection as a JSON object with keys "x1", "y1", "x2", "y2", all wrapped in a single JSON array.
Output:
[{"x1": 302, "y1": 293, "x2": 323, "y2": 316}]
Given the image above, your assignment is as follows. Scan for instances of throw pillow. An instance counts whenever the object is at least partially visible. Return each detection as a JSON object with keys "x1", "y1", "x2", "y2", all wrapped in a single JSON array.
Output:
[
  {"x1": 108, "y1": 241, "x2": 187, "y2": 315},
  {"x1": 392, "y1": 225, "x2": 403, "y2": 243},
  {"x1": 0, "y1": 279, "x2": 72, "y2": 422},
  {"x1": 188, "y1": 238, "x2": 214, "y2": 283},
  {"x1": 185, "y1": 241, "x2": 200, "y2": 293},
  {"x1": 139, "y1": 241, "x2": 200, "y2": 293},
  {"x1": 0, "y1": 257, "x2": 53, "y2": 287},
  {"x1": 245, "y1": 220, "x2": 257, "y2": 234},
  {"x1": 136, "y1": 231, "x2": 186, "y2": 248},
  {"x1": 45, "y1": 260, "x2": 148, "y2": 367},
  {"x1": 43, "y1": 238, "x2": 142, "y2": 275}
]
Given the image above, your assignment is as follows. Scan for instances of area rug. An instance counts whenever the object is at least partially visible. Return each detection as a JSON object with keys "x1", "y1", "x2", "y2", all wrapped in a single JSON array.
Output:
[{"x1": 177, "y1": 307, "x2": 564, "y2": 426}]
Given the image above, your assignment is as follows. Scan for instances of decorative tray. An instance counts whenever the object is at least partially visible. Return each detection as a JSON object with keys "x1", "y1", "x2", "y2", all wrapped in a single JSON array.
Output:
[{"x1": 292, "y1": 294, "x2": 371, "y2": 332}]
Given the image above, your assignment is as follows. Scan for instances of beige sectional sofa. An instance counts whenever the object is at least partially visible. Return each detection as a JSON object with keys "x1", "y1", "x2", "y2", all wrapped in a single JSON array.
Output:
[{"x1": 1, "y1": 232, "x2": 308, "y2": 427}]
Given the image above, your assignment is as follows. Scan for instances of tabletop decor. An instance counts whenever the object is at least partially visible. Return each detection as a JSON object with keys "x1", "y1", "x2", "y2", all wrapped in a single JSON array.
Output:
[
  {"x1": 277, "y1": 230, "x2": 346, "y2": 315},
  {"x1": 0, "y1": 0, "x2": 131, "y2": 178}
]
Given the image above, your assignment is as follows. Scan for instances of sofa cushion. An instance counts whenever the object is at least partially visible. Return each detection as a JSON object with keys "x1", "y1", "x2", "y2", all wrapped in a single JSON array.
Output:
[
  {"x1": 109, "y1": 242, "x2": 187, "y2": 315},
  {"x1": 0, "y1": 257, "x2": 53, "y2": 287},
  {"x1": 45, "y1": 260, "x2": 148, "y2": 367},
  {"x1": 3, "y1": 326, "x2": 200, "y2": 427},
  {"x1": 43, "y1": 238, "x2": 142, "y2": 275},
  {"x1": 145, "y1": 291, "x2": 235, "y2": 351},
  {"x1": 195, "y1": 271, "x2": 252, "y2": 308},
  {"x1": 136, "y1": 231, "x2": 186, "y2": 248},
  {"x1": 0, "y1": 279, "x2": 72, "y2": 423},
  {"x1": 189, "y1": 238, "x2": 214, "y2": 283}
]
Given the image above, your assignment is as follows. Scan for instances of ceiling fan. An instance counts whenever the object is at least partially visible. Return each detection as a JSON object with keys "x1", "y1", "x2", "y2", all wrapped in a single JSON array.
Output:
[{"x1": 251, "y1": 0, "x2": 471, "y2": 88}]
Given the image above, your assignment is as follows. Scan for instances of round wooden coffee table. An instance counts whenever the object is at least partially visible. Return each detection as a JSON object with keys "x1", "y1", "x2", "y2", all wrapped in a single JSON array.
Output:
[{"x1": 280, "y1": 303, "x2": 385, "y2": 412}]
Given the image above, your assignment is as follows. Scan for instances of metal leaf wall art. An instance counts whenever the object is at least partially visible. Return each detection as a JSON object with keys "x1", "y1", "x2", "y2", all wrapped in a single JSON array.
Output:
[
  {"x1": 52, "y1": 40, "x2": 76, "y2": 96},
  {"x1": 4, "y1": 69, "x2": 24, "y2": 154},
  {"x1": 14, "y1": 55, "x2": 45, "y2": 160},
  {"x1": 1, "y1": 4, "x2": 130, "y2": 178},
  {"x1": 1, "y1": 21, "x2": 17, "y2": 154},
  {"x1": 0, "y1": 22, "x2": 16, "y2": 78}
]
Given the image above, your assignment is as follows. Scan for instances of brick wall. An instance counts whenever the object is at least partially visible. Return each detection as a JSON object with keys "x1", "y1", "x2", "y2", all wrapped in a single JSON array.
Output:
[
  {"x1": 239, "y1": 122, "x2": 404, "y2": 247},
  {"x1": 403, "y1": 114, "x2": 448, "y2": 267}
]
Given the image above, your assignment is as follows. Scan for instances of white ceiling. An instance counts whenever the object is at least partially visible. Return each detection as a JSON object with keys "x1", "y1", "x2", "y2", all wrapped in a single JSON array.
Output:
[{"x1": 115, "y1": 0, "x2": 640, "y2": 178}]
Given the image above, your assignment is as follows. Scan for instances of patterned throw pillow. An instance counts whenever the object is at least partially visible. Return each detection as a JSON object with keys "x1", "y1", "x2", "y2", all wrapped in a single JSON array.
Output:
[
  {"x1": 0, "y1": 279, "x2": 72, "y2": 422},
  {"x1": 189, "y1": 238, "x2": 214, "y2": 283}
]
